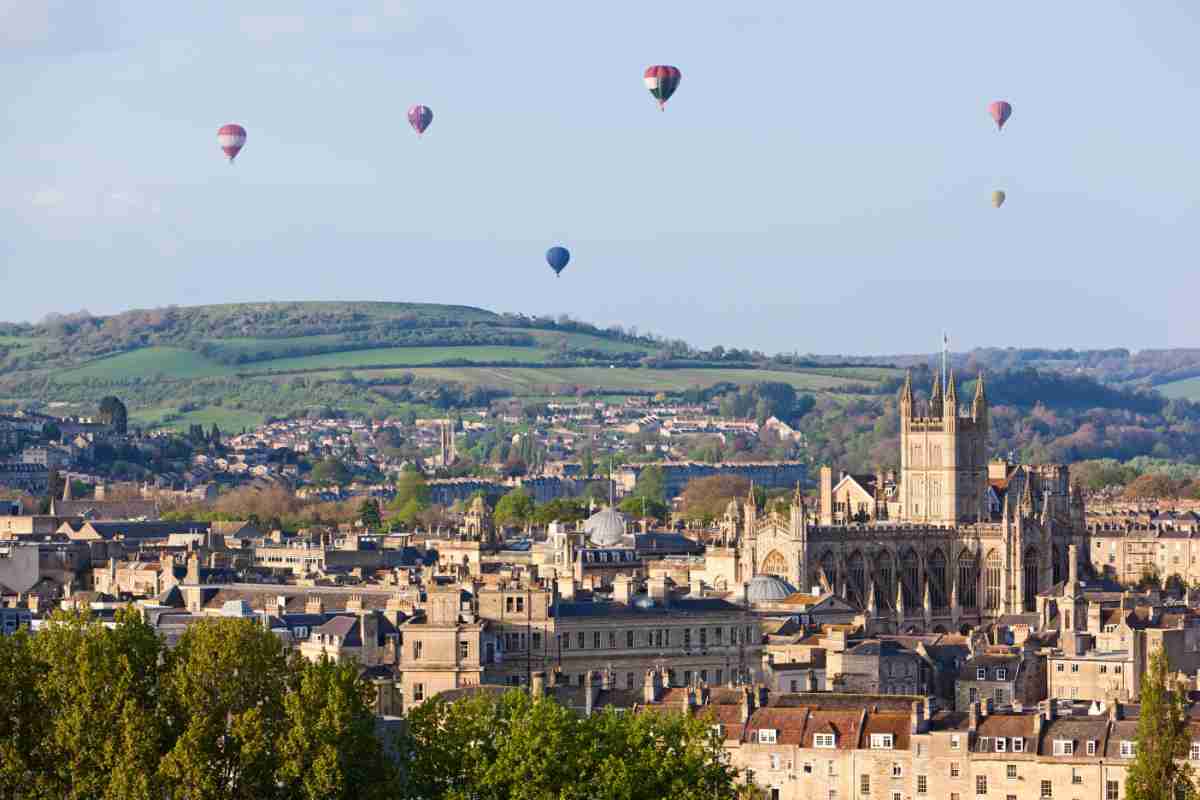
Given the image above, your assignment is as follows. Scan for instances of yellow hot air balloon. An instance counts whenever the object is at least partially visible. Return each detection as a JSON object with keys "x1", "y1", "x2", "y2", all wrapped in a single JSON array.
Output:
[{"x1": 991, "y1": 190, "x2": 1006, "y2": 208}]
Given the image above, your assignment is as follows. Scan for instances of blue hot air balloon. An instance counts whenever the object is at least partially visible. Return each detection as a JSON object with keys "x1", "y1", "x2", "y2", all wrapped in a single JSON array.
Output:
[{"x1": 546, "y1": 246, "x2": 570, "y2": 277}]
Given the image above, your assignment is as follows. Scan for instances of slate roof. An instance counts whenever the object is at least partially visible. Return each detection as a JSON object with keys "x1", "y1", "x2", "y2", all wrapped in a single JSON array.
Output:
[{"x1": 555, "y1": 596, "x2": 747, "y2": 619}]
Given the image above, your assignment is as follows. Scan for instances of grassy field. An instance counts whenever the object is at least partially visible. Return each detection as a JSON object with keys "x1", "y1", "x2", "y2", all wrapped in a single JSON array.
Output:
[
  {"x1": 253, "y1": 345, "x2": 555, "y2": 372},
  {"x1": 1157, "y1": 377, "x2": 1200, "y2": 401},
  {"x1": 352, "y1": 366, "x2": 875, "y2": 393},
  {"x1": 130, "y1": 404, "x2": 268, "y2": 432},
  {"x1": 515, "y1": 329, "x2": 652, "y2": 355},
  {"x1": 59, "y1": 347, "x2": 230, "y2": 380}
]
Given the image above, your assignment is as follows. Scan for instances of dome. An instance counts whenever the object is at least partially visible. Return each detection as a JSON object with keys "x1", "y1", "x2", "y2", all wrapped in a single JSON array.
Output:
[
  {"x1": 584, "y1": 506, "x2": 627, "y2": 547},
  {"x1": 745, "y1": 574, "x2": 797, "y2": 604}
]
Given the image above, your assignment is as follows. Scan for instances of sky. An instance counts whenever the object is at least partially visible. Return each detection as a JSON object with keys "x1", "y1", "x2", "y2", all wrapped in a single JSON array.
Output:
[{"x1": 3, "y1": 1, "x2": 1200, "y2": 356}]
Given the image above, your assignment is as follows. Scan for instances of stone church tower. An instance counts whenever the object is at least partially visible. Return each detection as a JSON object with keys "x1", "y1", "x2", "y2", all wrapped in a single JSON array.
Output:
[{"x1": 898, "y1": 370, "x2": 989, "y2": 524}]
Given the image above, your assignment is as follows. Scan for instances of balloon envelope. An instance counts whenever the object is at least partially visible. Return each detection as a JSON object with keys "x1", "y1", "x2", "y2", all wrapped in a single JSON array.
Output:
[
  {"x1": 992, "y1": 190, "x2": 1006, "y2": 208},
  {"x1": 988, "y1": 101, "x2": 1012, "y2": 130},
  {"x1": 546, "y1": 246, "x2": 570, "y2": 276},
  {"x1": 217, "y1": 123, "x2": 247, "y2": 161},
  {"x1": 643, "y1": 65, "x2": 682, "y2": 109},
  {"x1": 408, "y1": 105, "x2": 433, "y2": 136}
]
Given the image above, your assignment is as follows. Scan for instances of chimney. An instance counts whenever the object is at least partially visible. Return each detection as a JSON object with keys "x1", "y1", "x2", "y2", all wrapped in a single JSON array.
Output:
[
  {"x1": 819, "y1": 466, "x2": 833, "y2": 525},
  {"x1": 740, "y1": 685, "x2": 755, "y2": 723},
  {"x1": 305, "y1": 595, "x2": 324, "y2": 615},
  {"x1": 643, "y1": 668, "x2": 663, "y2": 704},
  {"x1": 981, "y1": 697, "x2": 993, "y2": 717},
  {"x1": 26, "y1": 594, "x2": 39, "y2": 614},
  {"x1": 185, "y1": 552, "x2": 200, "y2": 585},
  {"x1": 612, "y1": 574, "x2": 634, "y2": 605},
  {"x1": 531, "y1": 671, "x2": 546, "y2": 699},
  {"x1": 601, "y1": 669, "x2": 613, "y2": 691},
  {"x1": 1109, "y1": 702, "x2": 1122, "y2": 721},
  {"x1": 911, "y1": 700, "x2": 927, "y2": 734},
  {"x1": 1040, "y1": 699, "x2": 1056, "y2": 722},
  {"x1": 584, "y1": 670, "x2": 595, "y2": 716},
  {"x1": 557, "y1": 576, "x2": 576, "y2": 601},
  {"x1": 1068, "y1": 543, "x2": 1079, "y2": 585},
  {"x1": 346, "y1": 594, "x2": 364, "y2": 613},
  {"x1": 690, "y1": 574, "x2": 704, "y2": 596},
  {"x1": 647, "y1": 576, "x2": 669, "y2": 605},
  {"x1": 807, "y1": 671, "x2": 819, "y2": 692},
  {"x1": 968, "y1": 703, "x2": 979, "y2": 733}
]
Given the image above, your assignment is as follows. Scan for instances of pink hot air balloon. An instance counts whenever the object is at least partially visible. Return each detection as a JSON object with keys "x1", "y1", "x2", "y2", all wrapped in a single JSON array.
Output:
[
  {"x1": 988, "y1": 101, "x2": 1012, "y2": 130},
  {"x1": 217, "y1": 123, "x2": 247, "y2": 161},
  {"x1": 408, "y1": 105, "x2": 433, "y2": 137}
]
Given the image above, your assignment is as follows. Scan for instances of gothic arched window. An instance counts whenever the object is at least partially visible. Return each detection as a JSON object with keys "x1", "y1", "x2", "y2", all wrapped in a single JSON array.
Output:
[{"x1": 985, "y1": 549, "x2": 1002, "y2": 611}]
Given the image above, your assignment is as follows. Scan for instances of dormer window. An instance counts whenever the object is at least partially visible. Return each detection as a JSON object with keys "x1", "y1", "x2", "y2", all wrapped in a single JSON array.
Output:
[
  {"x1": 1053, "y1": 740, "x2": 1074, "y2": 756},
  {"x1": 1120, "y1": 741, "x2": 1136, "y2": 758},
  {"x1": 976, "y1": 668, "x2": 987, "y2": 680},
  {"x1": 814, "y1": 733, "x2": 836, "y2": 748},
  {"x1": 996, "y1": 669, "x2": 1007, "y2": 681},
  {"x1": 995, "y1": 738, "x2": 1006, "y2": 753},
  {"x1": 759, "y1": 729, "x2": 778, "y2": 744},
  {"x1": 870, "y1": 734, "x2": 894, "y2": 749},
  {"x1": 1012, "y1": 738, "x2": 1024, "y2": 753}
]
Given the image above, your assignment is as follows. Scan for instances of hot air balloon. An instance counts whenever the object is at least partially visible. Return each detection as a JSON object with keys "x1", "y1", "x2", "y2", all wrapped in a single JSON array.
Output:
[
  {"x1": 988, "y1": 101, "x2": 1012, "y2": 130},
  {"x1": 992, "y1": 190, "x2": 1006, "y2": 208},
  {"x1": 408, "y1": 105, "x2": 433, "y2": 137},
  {"x1": 643, "y1": 65, "x2": 681, "y2": 110},
  {"x1": 546, "y1": 246, "x2": 570, "y2": 277},
  {"x1": 217, "y1": 124, "x2": 247, "y2": 162}
]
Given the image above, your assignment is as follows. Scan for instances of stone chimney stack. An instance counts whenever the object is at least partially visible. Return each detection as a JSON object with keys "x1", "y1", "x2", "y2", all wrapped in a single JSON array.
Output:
[
  {"x1": 968, "y1": 703, "x2": 979, "y2": 733},
  {"x1": 346, "y1": 594, "x2": 364, "y2": 613},
  {"x1": 612, "y1": 574, "x2": 634, "y2": 605},
  {"x1": 911, "y1": 700, "x2": 928, "y2": 734},
  {"x1": 647, "y1": 576, "x2": 669, "y2": 606},
  {"x1": 1069, "y1": 543, "x2": 1079, "y2": 586},
  {"x1": 819, "y1": 466, "x2": 834, "y2": 525},
  {"x1": 305, "y1": 595, "x2": 324, "y2": 615},
  {"x1": 643, "y1": 668, "x2": 663, "y2": 704},
  {"x1": 557, "y1": 576, "x2": 576, "y2": 601},
  {"x1": 185, "y1": 552, "x2": 200, "y2": 585},
  {"x1": 1040, "y1": 699, "x2": 1056, "y2": 722},
  {"x1": 584, "y1": 670, "x2": 595, "y2": 717},
  {"x1": 740, "y1": 685, "x2": 755, "y2": 723}
]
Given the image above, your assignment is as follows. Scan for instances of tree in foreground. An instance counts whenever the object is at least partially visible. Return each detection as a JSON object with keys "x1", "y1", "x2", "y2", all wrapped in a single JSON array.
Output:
[
  {"x1": 401, "y1": 689, "x2": 744, "y2": 800},
  {"x1": 1127, "y1": 646, "x2": 1195, "y2": 800}
]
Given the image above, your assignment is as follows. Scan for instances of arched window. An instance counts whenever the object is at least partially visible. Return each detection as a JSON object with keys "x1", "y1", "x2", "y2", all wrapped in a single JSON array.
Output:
[
  {"x1": 1023, "y1": 546, "x2": 1039, "y2": 611},
  {"x1": 847, "y1": 551, "x2": 866, "y2": 609},
  {"x1": 985, "y1": 549, "x2": 1002, "y2": 611},
  {"x1": 875, "y1": 551, "x2": 895, "y2": 611},
  {"x1": 761, "y1": 550, "x2": 788, "y2": 578},
  {"x1": 901, "y1": 548, "x2": 920, "y2": 608},
  {"x1": 958, "y1": 550, "x2": 978, "y2": 610},
  {"x1": 928, "y1": 549, "x2": 947, "y2": 610},
  {"x1": 1051, "y1": 545, "x2": 1063, "y2": 586},
  {"x1": 820, "y1": 551, "x2": 838, "y2": 593}
]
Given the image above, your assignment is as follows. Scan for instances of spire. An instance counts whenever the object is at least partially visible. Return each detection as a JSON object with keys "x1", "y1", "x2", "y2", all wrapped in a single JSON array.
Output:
[
  {"x1": 62, "y1": 473, "x2": 73, "y2": 502},
  {"x1": 945, "y1": 369, "x2": 958, "y2": 408},
  {"x1": 929, "y1": 371, "x2": 942, "y2": 417},
  {"x1": 900, "y1": 370, "x2": 913, "y2": 415},
  {"x1": 1020, "y1": 473, "x2": 1034, "y2": 515},
  {"x1": 972, "y1": 371, "x2": 988, "y2": 421},
  {"x1": 746, "y1": 480, "x2": 756, "y2": 511}
]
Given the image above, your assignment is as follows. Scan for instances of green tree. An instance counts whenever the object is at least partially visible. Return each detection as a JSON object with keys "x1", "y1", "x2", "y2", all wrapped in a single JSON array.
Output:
[
  {"x1": 30, "y1": 608, "x2": 165, "y2": 800},
  {"x1": 277, "y1": 657, "x2": 395, "y2": 800},
  {"x1": 618, "y1": 494, "x2": 669, "y2": 523},
  {"x1": 1127, "y1": 646, "x2": 1195, "y2": 800},
  {"x1": 580, "y1": 447, "x2": 594, "y2": 478},
  {"x1": 494, "y1": 488, "x2": 534, "y2": 529},
  {"x1": 388, "y1": 467, "x2": 430, "y2": 526},
  {"x1": 632, "y1": 464, "x2": 667, "y2": 504},
  {"x1": 357, "y1": 498, "x2": 382, "y2": 528},
  {"x1": 0, "y1": 630, "x2": 43, "y2": 799},
  {"x1": 311, "y1": 457, "x2": 352, "y2": 486},
  {"x1": 158, "y1": 618, "x2": 292, "y2": 800}
]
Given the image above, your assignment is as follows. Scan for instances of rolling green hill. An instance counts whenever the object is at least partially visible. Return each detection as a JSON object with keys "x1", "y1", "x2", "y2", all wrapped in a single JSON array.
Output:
[{"x1": 0, "y1": 300, "x2": 900, "y2": 431}]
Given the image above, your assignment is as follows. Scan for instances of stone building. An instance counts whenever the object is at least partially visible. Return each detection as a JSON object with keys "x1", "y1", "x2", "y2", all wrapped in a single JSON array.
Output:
[
  {"x1": 715, "y1": 371, "x2": 1083, "y2": 635},
  {"x1": 955, "y1": 645, "x2": 1044, "y2": 711}
]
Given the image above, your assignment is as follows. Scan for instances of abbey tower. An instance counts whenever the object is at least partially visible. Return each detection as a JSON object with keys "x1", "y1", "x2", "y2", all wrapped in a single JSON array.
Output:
[{"x1": 898, "y1": 370, "x2": 989, "y2": 525}]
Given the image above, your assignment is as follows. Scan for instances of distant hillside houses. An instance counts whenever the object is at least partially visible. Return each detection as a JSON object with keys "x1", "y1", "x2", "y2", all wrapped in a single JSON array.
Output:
[{"x1": 615, "y1": 460, "x2": 808, "y2": 499}]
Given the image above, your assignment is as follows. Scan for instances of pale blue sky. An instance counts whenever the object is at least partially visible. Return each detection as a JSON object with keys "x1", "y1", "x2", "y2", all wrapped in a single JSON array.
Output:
[{"x1": 3, "y1": 1, "x2": 1199, "y2": 354}]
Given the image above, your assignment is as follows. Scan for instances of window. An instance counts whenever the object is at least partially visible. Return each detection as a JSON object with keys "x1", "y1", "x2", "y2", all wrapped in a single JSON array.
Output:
[
  {"x1": 892, "y1": 763, "x2": 903, "y2": 778},
  {"x1": 759, "y1": 729, "x2": 778, "y2": 744},
  {"x1": 997, "y1": 668, "x2": 1007, "y2": 681},
  {"x1": 626, "y1": 672, "x2": 635, "y2": 688},
  {"x1": 829, "y1": 761, "x2": 837, "y2": 777},
  {"x1": 951, "y1": 735, "x2": 961, "y2": 751},
  {"x1": 918, "y1": 775, "x2": 928, "y2": 795},
  {"x1": 1071, "y1": 664, "x2": 1079, "y2": 673},
  {"x1": 684, "y1": 629, "x2": 692, "y2": 648},
  {"x1": 1100, "y1": 665, "x2": 1107, "y2": 674},
  {"x1": 804, "y1": 762, "x2": 813, "y2": 774},
  {"x1": 459, "y1": 641, "x2": 469, "y2": 659},
  {"x1": 1007, "y1": 796, "x2": 1017, "y2": 800},
  {"x1": 532, "y1": 632, "x2": 542, "y2": 650},
  {"x1": 608, "y1": 631, "x2": 616, "y2": 648},
  {"x1": 1107, "y1": 782, "x2": 1119, "y2": 800},
  {"x1": 1013, "y1": 738, "x2": 1024, "y2": 753},
  {"x1": 996, "y1": 738, "x2": 1006, "y2": 753},
  {"x1": 412, "y1": 640, "x2": 422, "y2": 660},
  {"x1": 716, "y1": 669, "x2": 724, "y2": 685},
  {"x1": 626, "y1": 630, "x2": 634, "y2": 647},
  {"x1": 951, "y1": 762, "x2": 961, "y2": 778},
  {"x1": 829, "y1": 791, "x2": 838, "y2": 800},
  {"x1": 1041, "y1": 781, "x2": 1052, "y2": 798},
  {"x1": 412, "y1": 682, "x2": 424, "y2": 701},
  {"x1": 1191, "y1": 742, "x2": 1200, "y2": 761},
  {"x1": 791, "y1": 680, "x2": 800, "y2": 692},
  {"x1": 1087, "y1": 740, "x2": 1097, "y2": 756},
  {"x1": 561, "y1": 633, "x2": 570, "y2": 650},
  {"x1": 862, "y1": 775, "x2": 872, "y2": 795},
  {"x1": 770, "y1": 791, "x2": 781, "y2": 800},
  {"x1": 814, "y1": 733, "x2": 835, "y2": 748},
  {"x1": 701, "y1": 669, "x2": 708, "y2": 683},
  {"x1": 994, "y1": 688, "x2": 1006, "y2": 704},
  {"x1": 893, "y1": 793, "x2": 902, "y2": 800},
  {"x1": 1072, "y1": 769, "x2": 1083, "y2": 786},
  {"x1": 1056, "y1": 663, "x2": 1064, "y2": 672},
  {"x1": 969, "y1": 687, "x2": 978, "y2": 703},
  {"x1": 871, "y1": 734, "x2": 895, "y2": 749},
  {"x1": 593, "y1": 631, "x2": 601, "y2": 649},
  {"x1": 1121, "y1": 741, "x2": 1136, "y2": 757},
  {"x1": 770, "y1": 754, "x2": 780, "y2": 770},
  {"x1": 1053, "y1": 740, "x2": 1075, "y2": 756},
  {"x1": 1115, "y1": 666, "x2": 1123, "y2": 674},
  {"x1": 977, "y1": 776, "x2": 988, "y2": 795},
  {"x1": 577, "y1": 632, "x2": 585, "y2": 649},
  {"x1": 1007, "y1": 765, "x2": 1017, "y2": 780},
  {"x1": 700, "y1": 628, "x2": 708, "y2": 647},
  {"x1": 515, "y1": 596, "x2": 524, "y2": 612},
  {"x1": 683, "y1": 670, "x2": 692, "y2": 686}
]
